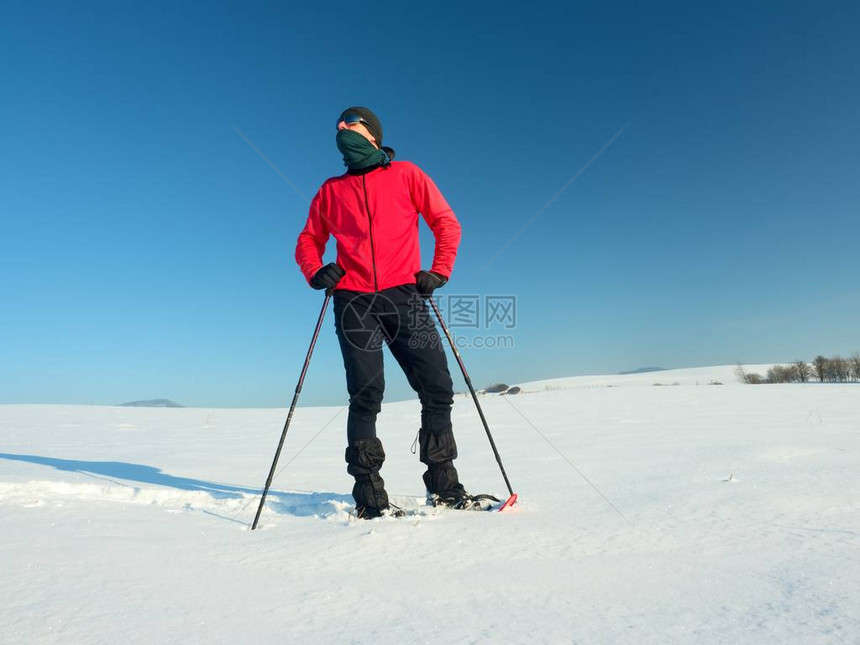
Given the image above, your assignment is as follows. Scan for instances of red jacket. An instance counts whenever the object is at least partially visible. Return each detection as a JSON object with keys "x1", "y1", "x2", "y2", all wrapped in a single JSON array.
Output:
[{"x1": 295, "y1": 161, "x2": 461, "y2": 292}]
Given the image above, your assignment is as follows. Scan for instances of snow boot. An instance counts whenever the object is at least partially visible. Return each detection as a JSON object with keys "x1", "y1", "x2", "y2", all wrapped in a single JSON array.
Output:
[
  {"x1": 346, "y1": 437, "x2": 394, "y2": 517},
  {"x1": 422, "y1": 462, "x2": 467, "y2": 499},
  {"x1": 418, "y1": 428, "x2": 499, "y2": 511},
  {"x1": 354, "y1": 504, "x2": 406, "y2": 520},
  {"x1": 418, "y1": 427, "x2": 468, "y2": 499}
]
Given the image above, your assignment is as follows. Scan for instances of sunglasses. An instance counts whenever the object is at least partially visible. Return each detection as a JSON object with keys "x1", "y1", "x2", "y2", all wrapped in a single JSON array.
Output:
[{"x1": 338, "y1": 113, "x2": 370, "y2": 129}]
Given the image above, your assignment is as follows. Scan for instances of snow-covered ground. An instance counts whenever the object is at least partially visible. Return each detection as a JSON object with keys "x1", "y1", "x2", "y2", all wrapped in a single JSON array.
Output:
[{"x1": 1, "y1": 366, "x2": 858, "y2": 644}]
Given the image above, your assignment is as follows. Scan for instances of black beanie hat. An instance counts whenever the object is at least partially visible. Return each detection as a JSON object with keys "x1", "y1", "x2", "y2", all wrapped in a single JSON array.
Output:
[{"x1": 338, "y1": 106, "x2": 396, "y2": 160}]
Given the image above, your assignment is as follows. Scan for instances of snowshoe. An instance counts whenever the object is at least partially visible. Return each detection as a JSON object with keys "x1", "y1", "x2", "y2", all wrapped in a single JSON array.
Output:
[
  {"x1": 354, "y1": 504, "x2": 406, "y2": 520},
  {"x1": 427, "y1": 493, "x2": 500, "y2": 511}
]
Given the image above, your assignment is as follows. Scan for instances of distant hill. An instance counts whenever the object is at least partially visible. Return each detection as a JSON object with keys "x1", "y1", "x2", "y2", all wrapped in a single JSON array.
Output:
[
  {"x1": 119, "y1": 399, "x2": 184, "y2": 408},
  {"x1": 618, "y1": 367, "x2": 667, "y2": 375}
]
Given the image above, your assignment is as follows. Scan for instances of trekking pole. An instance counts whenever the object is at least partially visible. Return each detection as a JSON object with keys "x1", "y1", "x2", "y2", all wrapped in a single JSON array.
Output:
[
  {"x1": 251, "y1": 288, "x2": 333, "y2": 530},
  {"x1": 427, "y1": 295, "x2": 518, "y2": 511}
]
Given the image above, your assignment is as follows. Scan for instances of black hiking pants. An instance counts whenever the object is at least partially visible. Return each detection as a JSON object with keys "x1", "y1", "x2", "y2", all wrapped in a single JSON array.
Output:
[
  {"x1": 333, "y1": 284, "x2": 464, "y2": 502},
  {"x1": 333, "y1": 284, "x2": 454, "y2": 443}
]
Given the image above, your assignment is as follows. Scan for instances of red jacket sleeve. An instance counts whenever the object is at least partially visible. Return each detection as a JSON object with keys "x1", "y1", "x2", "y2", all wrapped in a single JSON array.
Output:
[
  {"x1": 295, "y1": 188, "x2": 329, "y2": 284},
  {"x1": 409, "y1": 165, "x2": 462, "y2": 279}
]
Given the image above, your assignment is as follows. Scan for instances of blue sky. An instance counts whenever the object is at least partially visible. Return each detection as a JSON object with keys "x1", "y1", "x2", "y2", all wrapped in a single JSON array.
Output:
[{"x1": 1, "y1": 1, "x2": 858, "y2": 407}]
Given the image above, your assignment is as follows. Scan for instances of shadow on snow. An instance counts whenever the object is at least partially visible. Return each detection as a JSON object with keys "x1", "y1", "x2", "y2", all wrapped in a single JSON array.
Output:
[{"x1": 0, "y1": 452, "x2": 353, "y2": 522}]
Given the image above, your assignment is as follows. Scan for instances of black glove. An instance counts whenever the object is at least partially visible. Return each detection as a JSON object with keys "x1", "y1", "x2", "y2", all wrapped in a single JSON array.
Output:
[
  {"x1": 310, "y1": 263, "x2": 345, "y2": 290},
  {"x1": 414, "y1": 270, "x2": 448, "y2": 297}
]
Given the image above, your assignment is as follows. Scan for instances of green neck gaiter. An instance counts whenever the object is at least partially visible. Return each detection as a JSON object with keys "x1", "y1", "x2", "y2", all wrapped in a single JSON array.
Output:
[{"x1": 336, "y1": 129, "x2": 390, "y2": 171}]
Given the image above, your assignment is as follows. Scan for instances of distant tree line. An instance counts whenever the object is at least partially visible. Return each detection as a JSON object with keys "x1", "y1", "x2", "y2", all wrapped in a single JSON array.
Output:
[{"x1": 737, "y1": 353, "x2": 860, "y2": 384}]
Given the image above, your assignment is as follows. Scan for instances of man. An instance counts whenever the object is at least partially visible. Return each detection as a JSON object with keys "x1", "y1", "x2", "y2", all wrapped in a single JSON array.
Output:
[{"x1": 295, "y1": 106, "x2": 485, "y2": 518}]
